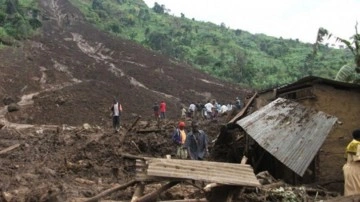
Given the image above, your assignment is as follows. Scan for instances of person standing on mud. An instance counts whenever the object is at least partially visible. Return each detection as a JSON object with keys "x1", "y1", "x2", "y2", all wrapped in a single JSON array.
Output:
[
  {"x1": 110, "y1": 98, "x2": 122, "y2": 133},
  {"x1": 152, "y1": 102, "x2": 159, "y2": 120},
  {"x1": 343, "y1": 129, "x2": 360, "y2": 196},
  {"x1": 172, "y1": 121, "x2": 188, "y2": 159},
  {"x1": 235, "y1": 97, "x2": 242, "y2": 110},
  {"x1": 195, "y1": 101, "x2": 203, "y2": 119},
  {"x1": 188, "y1": 103, "x2": 196, "y2": 118},
  {"x1": 184, "y1": 121, "x2": 209, "y2": 160},
  {"x1": 159, "y1": 100, "x2": 166, "y2": 119},
  {"x1": 180, "y1": 105, "x2": 187, "y2": 119}
]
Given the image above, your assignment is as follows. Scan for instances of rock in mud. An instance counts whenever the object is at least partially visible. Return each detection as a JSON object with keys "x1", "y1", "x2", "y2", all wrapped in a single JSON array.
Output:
[{"x1": 7, "y1": 103, "x2": 20, "y2": 112}]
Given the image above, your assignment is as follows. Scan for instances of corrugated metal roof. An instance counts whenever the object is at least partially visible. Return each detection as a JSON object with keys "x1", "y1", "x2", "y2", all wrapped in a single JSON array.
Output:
[
  {"x1": 237, "y1": 98, "x2": 337, "y2": 176},
  {"x1": 147, "y1": 158, "x2": 260, "y2": 187}
]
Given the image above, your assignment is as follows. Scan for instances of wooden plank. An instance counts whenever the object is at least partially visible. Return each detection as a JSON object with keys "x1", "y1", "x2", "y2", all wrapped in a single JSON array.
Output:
[
  {"x1": 148, "y1": 170, "x2": 258, "y2": 187},
  {"x1": 148, "y1": 162, "x2": 256, "y2": 178},
  {"x1": 148, "y1": 158, "x2": 252, "y2": 169},
  {"x1": 147, "y1": 158, "x2": 260, "y2": 187}
]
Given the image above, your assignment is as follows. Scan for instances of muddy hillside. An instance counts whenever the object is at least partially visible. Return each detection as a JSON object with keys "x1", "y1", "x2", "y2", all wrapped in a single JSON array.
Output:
[
  {"x1": 0, "y1": 0, "x2": 250, "y2": 127},
  {"x1": 0, "y1": 0, "x2": 253, "y2": 201},
  {"x1": 0, "y1": 0, "x2": 346, "y2": 201}
]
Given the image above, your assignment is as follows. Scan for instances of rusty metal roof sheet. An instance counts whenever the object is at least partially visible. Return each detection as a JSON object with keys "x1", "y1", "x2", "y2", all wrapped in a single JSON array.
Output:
[
  {"x1": 147, "y1": 158, "x2": 260, "y2": 187},
  {"x1": 236, "y1": 98, "x2": 337, "y2": 176}
]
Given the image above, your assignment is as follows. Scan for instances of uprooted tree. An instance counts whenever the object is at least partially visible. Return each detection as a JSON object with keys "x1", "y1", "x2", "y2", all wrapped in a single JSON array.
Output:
[{"x1": 314, "y1": 22, "x2": 360, "y2": 84}]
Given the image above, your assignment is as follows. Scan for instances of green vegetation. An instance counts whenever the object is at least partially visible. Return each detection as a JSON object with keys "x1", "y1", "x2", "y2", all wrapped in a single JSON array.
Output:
[
  {"x1": 314, "y1": 25, "x2": 360, "y2": 84},
  {"x1": 0, "y1": 0, "x2": 355, "y2": 89},
  {"x1": 0, "y1": 0, "x2": 41, "y2": 45},
  {"x1": 67, "y1": 0, "x2": 353, "y2": 89}
]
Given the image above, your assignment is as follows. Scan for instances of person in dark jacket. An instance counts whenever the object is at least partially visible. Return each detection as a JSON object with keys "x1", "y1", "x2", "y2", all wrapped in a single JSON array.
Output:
[
  {"x1": 152, "y1": 102, "x2": 159, "y2": 120},
  {"x1": 184, "y1": 121, "x2": 209, "y2": 160}
]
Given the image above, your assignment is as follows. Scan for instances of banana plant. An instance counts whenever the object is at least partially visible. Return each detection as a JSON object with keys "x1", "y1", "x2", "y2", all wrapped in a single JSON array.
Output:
[{"x1": 314, "y1": 22, "x2": 360, "y2": 84}]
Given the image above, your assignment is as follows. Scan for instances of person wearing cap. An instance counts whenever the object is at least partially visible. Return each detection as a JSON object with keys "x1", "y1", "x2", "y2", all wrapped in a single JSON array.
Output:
[
  {"x1": 343, "y1": 129, "x2": 360, "y2": 196},
  {"x1": 172, "y1": 121, "x2": 188, "y2": 159},
  {"x1": 184, "y1": 121, "x2": 209, "y2": 160}
]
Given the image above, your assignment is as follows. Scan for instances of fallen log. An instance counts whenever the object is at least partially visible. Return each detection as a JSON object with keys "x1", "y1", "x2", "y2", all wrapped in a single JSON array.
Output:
[
  {"x1": 83, "y1": 180, "x2": 137, "y2": 202},
  {"x1": 131, "y1": 183, "x2": 144, "y2": 202},
  {"x1": 120, "y1": 153, "x2": 149, "y2": 160},
  {"x1": 134, "y1": 181, "x2": 180, "y2": 202},
  {"x1": 127, "y1": 115, "x2": 142, "y2": 132},
  {"x1": 0, "y1": 143, "x2": 20, "y2": 155},
  {"x1": 136, "y1": 129, "x2": 164, "y2": 134}
]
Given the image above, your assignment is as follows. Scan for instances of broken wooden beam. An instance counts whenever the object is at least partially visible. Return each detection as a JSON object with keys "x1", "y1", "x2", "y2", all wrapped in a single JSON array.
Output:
[
  {"x1": 120, "y1": 153, "x2": 149, "y2": 160},
  {"x1": 134, "y1": 181, "x2": 180, "y2": 202},
  {"x1": 128, "y1": 116, "x2": 141, "y2": 132},
  {"x1": 0, "y1": 143, "x2": 20, "y2": 155},
  {"x1": 131, "y1": 140, "x2": 142, "y2": 153},
  {"x1": 131, "y1": 182, "x2": 144, "y2": 202},
  {"x1": 83, "y1": 180, "x2": 137, "y2": 202}
]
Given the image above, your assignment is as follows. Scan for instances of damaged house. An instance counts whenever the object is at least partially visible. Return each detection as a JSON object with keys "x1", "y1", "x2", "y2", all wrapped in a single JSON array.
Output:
[{"x1": 214, "y1": 76, "x2": 360, "y2": 192}]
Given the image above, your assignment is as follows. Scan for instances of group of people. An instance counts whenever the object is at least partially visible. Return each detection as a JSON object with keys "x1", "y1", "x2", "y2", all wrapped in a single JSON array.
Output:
[
  {"x1": 172, "y1": 121, "x2": 209, "y2": 160},
  {"x1": 110, "y1": 97, "x2": 209, "y2": 160},
  {"x1": 181, "y1": 97, "x2": 243, "y2": 120}
]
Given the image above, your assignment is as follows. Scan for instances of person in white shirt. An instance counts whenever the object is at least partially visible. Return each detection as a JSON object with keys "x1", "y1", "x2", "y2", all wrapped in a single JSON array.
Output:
[
  {"x1": 188, "y1": 103, "x2": 196, "y2": 118},
  {"x1": 110, "y1": 98, "x2": 123, "y2": 133},
  {"x1": 220, "y1": 105, "x2": 228, "y2": 114},
  {"x1": 204, "y1": 101, "x2": 213, "y2": 119},
  {"x1": 227, "y1": 103, "x2": 233, "y2": 111}
]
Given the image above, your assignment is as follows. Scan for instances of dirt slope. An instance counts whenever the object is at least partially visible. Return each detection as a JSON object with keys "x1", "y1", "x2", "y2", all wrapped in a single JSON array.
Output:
[
  {"x1": 0, "y1": 0, "x2": 251, "y2": 127},
  {"x1": 0, "y1": 0, "x2": 258, "y2": 201},
  {"x1": 0, "y1": 0, "x2": 344, "y2": 201}
]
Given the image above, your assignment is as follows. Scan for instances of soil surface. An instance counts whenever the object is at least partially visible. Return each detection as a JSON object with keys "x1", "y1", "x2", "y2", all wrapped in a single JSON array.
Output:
[
  {"x1": 0, "y1": 0, "x2": 253, "y2": 201},
  {"x1": 0, "y1": 0, "x2": 344, "y2": 201}
]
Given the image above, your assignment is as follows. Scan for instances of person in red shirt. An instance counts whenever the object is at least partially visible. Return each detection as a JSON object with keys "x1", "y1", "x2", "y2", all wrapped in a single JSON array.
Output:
[{"x1": 159, "y1": 100, "x2": 166, "y2": 119}]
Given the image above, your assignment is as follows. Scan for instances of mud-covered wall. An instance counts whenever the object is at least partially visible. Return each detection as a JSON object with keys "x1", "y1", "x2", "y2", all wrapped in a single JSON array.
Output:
[
  {"x1": 298, "y1": 84, "x2": 360, "y2": 192},
  {"x1": 254, "y1": 83, "x2": 360, "y2": 192}
]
